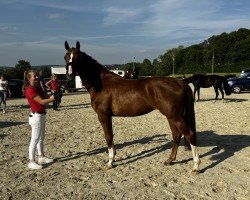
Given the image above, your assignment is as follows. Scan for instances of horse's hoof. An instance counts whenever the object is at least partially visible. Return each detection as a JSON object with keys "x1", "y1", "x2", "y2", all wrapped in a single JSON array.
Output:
[
  {"x1": 164, "y1": 159, "x2": 173, "y2": 165},
  {"x1": 104, "y1": 164, "x2": 113, "y2": 170},
  {"x1": 191, "y1": 169, "x2": 200, "y2": 174}
]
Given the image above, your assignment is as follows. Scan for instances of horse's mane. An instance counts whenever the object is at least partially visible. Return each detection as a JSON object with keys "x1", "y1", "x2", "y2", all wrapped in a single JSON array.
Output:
[
  {"x1": 78, "y1": 51, "x2": 114, "y2": 92},
  {"x1": 80, "y1": 51, "x2": 104, "y2": 72}
]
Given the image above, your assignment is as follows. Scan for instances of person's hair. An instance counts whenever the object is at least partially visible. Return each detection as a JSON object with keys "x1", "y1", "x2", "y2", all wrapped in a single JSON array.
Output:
[
  {"x1": 22, "y1": 70, "x2": 35, "y2": 95},
  {"x1": 51, "y1": 73, "x2": 57, "y2": 79}
]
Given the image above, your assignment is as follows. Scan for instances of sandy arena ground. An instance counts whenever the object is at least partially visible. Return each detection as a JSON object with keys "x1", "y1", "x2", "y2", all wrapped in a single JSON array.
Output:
[{"x1": 0, "y1": 87, "x2": 249, "y2": 200}]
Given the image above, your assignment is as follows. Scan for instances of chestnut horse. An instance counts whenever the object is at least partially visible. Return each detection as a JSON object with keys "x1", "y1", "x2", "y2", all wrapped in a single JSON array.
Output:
[{"x1": 64, "y1": 41, "x2": 200, "y2": 173}]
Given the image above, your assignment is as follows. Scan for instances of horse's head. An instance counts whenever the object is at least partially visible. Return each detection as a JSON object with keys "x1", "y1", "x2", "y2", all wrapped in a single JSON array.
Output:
[
  {"x1": 182, "y1": 76, "x2": 192, "y2": 84},
  {"x1": 64, "y1": 41, "x2": 104, "y2": 92},
  {"x1": 64, "y1": 41, "x2": 81, "y2": 80}
]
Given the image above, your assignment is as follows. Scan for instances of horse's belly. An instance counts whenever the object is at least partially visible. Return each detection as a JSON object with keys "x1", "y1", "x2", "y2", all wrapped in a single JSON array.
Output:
[{"x1": 112, "y1": 103, "x2": 153, "y2": 117}]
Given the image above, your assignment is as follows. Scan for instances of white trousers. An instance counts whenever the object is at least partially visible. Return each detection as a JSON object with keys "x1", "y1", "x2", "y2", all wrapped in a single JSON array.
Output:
[{"x1": 28, "y1": 113, "x2": 46, "y2": 160}]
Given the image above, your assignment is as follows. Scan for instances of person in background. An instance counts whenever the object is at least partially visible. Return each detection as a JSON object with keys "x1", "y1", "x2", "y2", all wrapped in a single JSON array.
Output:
[
  {"x1": 0, "y1": 74, "x2": 11, "y2": 113},
  {"x1": 45, "y1": 73, "x2": 61, "y2": 110},
  {"x1": 23, "y1": 70, "x2": 55, "y2": 170},
  {"x1": 37, "y1": 70, "x2": 47, "y2": 95}
]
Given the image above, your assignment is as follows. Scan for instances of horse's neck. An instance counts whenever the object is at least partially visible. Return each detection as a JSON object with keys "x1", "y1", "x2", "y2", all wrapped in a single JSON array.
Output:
[
  {"x1": 80, "y1": 78, "x2": 95, "y2": 93},
  {"x1": 77, "y1": 55, "x2": 107, "y2": 93},
  {"x1": 79, "y1": 72, "x2": 105, "y2": 93}
]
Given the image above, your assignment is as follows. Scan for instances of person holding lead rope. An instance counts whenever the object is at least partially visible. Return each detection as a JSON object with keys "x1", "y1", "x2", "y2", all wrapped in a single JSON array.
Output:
[{"x1": 22, "y1": 70, "x2": 61, "y2": 170}]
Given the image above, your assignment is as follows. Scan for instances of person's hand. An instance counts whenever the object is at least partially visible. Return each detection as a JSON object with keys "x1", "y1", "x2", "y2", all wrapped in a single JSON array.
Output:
[
  {"x1": 50, "y1": 95, "x2": 55, "y2": 101},
  {"x1": 9, "y1": 92, "x2": 11, "y2": 97}
]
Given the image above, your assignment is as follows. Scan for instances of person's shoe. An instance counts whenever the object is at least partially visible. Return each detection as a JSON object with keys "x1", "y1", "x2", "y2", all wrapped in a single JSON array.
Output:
[
  {"x1": 2, "y1": 109, "x2": 6, "y2": 113},
  {"x1": 28, "y1": 161, "x2": 43, "y2": 170},
  {"x1": 38, "y1": 156, "x2": 54, "y2": 164}
]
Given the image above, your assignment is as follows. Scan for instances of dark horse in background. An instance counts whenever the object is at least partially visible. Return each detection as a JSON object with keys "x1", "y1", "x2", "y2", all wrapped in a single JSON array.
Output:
[
  {"x1": 183, "y1": 74, "x2": 231, "y2": 101},
  {"x1": 64, "y1": 41, "x2": 200, "y2": 173}
]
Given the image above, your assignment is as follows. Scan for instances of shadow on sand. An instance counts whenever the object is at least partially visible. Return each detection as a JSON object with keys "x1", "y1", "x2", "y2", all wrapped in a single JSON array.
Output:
[
  {"x1": 0, "y1": 121, "x2": 26, "y2": 129},
  {"x1": 174, "y1": 130, "x2": 250, "y2": 173},
  {"x1": 56, "y1": 134, "x2": 170, "y2": 163},
  {"x1": 195, "y1": 98, "x2": 248, "y2": 102},
  {"x1": 0, "y1": 121, "x2": 26, "y2": 141},
  {"x1": 55, "y1": 130, "x2": 250, "y2": 173}
]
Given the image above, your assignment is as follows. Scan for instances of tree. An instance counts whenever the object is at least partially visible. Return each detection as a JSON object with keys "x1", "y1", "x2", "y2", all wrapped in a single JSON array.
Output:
[
  {"x1": 15, "y1": 60, "x2": 31, "y2": 79},
  {"x1": 139, "y1": 59, "x2": 154, "y2": 76},
  {"x1": 152, "y1": 28, "x2": 250, "y2": 74},
  {"x1": 5, "y1": 68, "x2": 19, "y2": 79}
]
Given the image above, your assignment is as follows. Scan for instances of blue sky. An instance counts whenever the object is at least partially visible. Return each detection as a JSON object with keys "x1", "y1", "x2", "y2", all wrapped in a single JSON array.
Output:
[{"x1": 0, "y1": 0, "x2": 249, "y2": 66}]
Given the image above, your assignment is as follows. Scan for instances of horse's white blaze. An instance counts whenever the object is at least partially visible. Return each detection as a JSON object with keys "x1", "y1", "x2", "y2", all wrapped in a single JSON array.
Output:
[
  {"x1": 69, "y1": 53, "x2": 73, "y2": 62},
  {"x1": 68, "y1": 53, "x2": 73, "y2": 75},
  {"x1": 190, "y1": 144, "x2": 200, "y2": 171},
  {"x1": 68, "y1": 65, "x2": 73, "y2": 75},
  {"x1": 108, "y1": 147, "x2": 115, "y2": 166}
]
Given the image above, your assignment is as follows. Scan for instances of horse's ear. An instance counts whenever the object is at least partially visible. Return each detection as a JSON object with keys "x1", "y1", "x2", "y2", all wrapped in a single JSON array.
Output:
[
  {"x1": 76, "y1": 41, "x2": 80, "y2": 50},
  {"x1": 65, "y1": 41, "x2": 70, "y2": 50}
]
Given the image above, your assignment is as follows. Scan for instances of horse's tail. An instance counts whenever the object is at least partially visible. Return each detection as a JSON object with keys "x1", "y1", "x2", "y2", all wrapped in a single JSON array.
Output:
[
  {"x1": 184, "y1": 83, "x2": 197, "y2": 145},
  {"x1": 221, "y1": 77, "x2": 232, "y2": 95}
]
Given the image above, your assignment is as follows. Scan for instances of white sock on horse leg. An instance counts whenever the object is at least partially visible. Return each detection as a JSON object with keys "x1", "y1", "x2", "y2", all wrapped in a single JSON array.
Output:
[{"x1": 190, "y1": 144, "x2": 200, "y2": 172}]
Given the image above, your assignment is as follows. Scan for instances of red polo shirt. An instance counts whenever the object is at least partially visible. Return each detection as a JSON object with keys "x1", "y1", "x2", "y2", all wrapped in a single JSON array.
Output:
[
  {"x1": 50, "y1": 79, "x2": 59, "y2": 91},
  {"x1": 25, "y1": 86, "x2": 46, "y2": 113}
]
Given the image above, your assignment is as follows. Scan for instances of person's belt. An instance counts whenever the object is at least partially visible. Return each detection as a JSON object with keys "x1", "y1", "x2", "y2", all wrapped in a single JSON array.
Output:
[{"x1": 32, "y1": 111, "x2": 46, "y2": 115}]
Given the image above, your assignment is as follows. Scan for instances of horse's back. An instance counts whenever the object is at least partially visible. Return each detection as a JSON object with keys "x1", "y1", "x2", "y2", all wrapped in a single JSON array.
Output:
[
  {"x1": 108, "y1": 76, "x2": 184, "y2": 98},
  {"x1": 103, "y1": 76, "x2": 186, "y2": 117}
]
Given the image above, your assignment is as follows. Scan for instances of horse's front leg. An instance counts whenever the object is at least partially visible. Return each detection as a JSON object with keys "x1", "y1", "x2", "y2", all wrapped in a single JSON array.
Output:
[
  {"x1": 98, "y1": 113, "x2": 115, "y2": 169},
  {"x1": 193, "y1": 87, "x2": 197, "y2": 101},
  {"x1": 197, "y1": 87, "x2": 200, "y2": 101},
  {"x1": 213, "y1": 86, "x2": 219, "y2": 102}
]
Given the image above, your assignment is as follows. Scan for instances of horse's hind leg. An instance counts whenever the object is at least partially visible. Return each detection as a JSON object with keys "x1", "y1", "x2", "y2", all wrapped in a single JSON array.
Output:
[
  {"x1": 194, "y1": 86, "x2": 201, "y2": 101},
  {"x1": 98, "y1": 113, "x2": 115, "y2": 169},
  {"x1": 184, "y1": 138, "x2": 191, "y2": 151},
  {"x1": 182, "y1": 125, "x2": 200, "y2": 173},
  {"x1": 170, "y1": 118, "x2": 200, "y2": 173},
  {"x1": 164, "y1": 119, "x2": 182, "y2": 165},
  {"x1": 218, "y1": 86, "x2": 224, "y2": 102}
]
